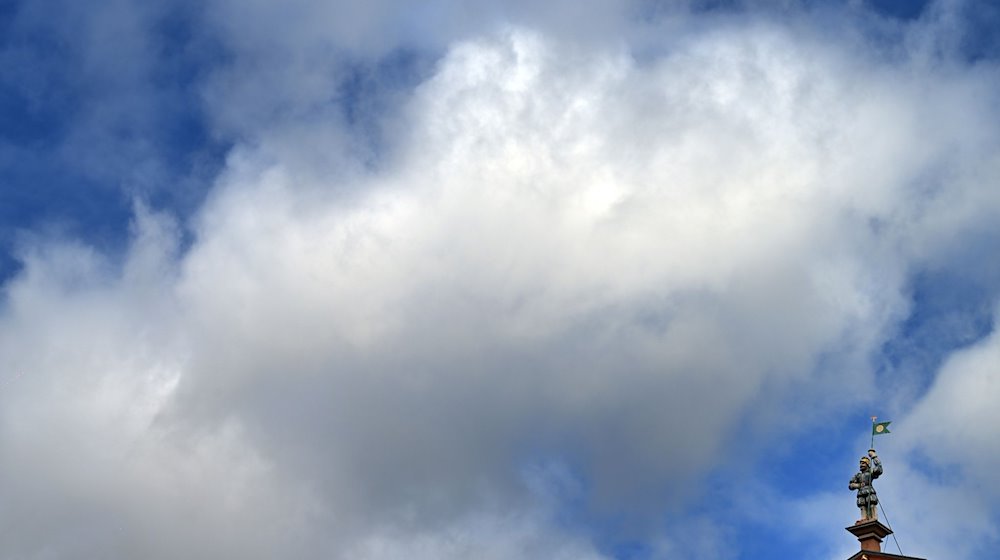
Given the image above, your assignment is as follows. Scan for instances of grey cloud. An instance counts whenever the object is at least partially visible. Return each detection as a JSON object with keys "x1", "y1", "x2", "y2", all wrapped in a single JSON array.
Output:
[{"x1": 172, "y1": 23, "x2": 998, "y2": 547}]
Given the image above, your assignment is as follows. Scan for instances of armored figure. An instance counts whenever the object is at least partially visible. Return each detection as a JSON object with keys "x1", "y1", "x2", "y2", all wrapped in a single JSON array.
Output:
[{"x1": 849, "y1": 449, "x2": 882, "y2": 523}]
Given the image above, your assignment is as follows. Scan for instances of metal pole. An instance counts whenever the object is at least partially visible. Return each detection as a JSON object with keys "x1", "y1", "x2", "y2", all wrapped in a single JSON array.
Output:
[{"x1": 878, "y1": 501, "x2": 903, "y2": 555}]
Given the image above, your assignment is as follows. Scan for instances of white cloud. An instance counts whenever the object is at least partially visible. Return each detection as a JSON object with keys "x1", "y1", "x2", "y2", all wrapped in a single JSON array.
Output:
[
  {"x1": 4, "y1": 5, "x2": 1000, "y2": 558},
  {"x1": 905, "y1": 309, "x2": 1000, "y2": 473}
]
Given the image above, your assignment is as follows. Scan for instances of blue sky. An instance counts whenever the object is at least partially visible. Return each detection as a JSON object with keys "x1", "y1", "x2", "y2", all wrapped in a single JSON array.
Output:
[{"x1": 2, "y1": 1, "x2": 1000, "y2": 559}]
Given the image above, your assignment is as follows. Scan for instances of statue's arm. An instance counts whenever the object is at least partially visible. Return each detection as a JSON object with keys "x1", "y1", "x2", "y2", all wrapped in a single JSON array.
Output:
[
  {"x1": 849, "y1": 473, "x2": 860, "y2": 490},
  {"x1": 871, "y1": 455, "x2": 883, "y2": 479}
]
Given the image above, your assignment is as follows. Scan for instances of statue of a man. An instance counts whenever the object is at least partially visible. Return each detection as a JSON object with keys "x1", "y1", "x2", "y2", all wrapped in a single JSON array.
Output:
[{"x1": 849, "y1": 449, "x2": 882, "y2": 523}]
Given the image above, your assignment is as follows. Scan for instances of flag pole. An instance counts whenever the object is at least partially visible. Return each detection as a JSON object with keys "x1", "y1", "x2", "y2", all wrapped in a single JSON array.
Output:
[{"x1": 870, "y1": 416, "x2": 876, "y2": 449}]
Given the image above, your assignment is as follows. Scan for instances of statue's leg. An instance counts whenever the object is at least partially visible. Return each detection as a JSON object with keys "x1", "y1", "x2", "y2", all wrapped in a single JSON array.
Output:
[{"x1": 862, "y1": 501, "x2": 876, "y2": 521}]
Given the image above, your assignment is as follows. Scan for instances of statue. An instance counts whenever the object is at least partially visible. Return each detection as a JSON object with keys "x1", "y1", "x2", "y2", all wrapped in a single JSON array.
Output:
[{"x1": 849, "y1": 449, "x2": 882, "y2": 523}]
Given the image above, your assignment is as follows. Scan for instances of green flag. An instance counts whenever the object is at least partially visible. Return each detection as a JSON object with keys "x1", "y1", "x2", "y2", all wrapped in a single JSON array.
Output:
[{"x1": 872, "y1": 421, "x2": 891, "y2": 435}]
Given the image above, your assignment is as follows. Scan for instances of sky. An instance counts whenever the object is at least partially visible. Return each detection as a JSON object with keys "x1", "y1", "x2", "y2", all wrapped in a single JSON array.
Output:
[{"x1": 1, "y1": 0, "x2": 1000, "y2": 558}]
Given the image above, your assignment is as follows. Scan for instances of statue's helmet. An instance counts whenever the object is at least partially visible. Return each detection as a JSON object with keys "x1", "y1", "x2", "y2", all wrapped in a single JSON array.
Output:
[{"x1": 860, "y1": 456, "x2": 871, "y2": 465}]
